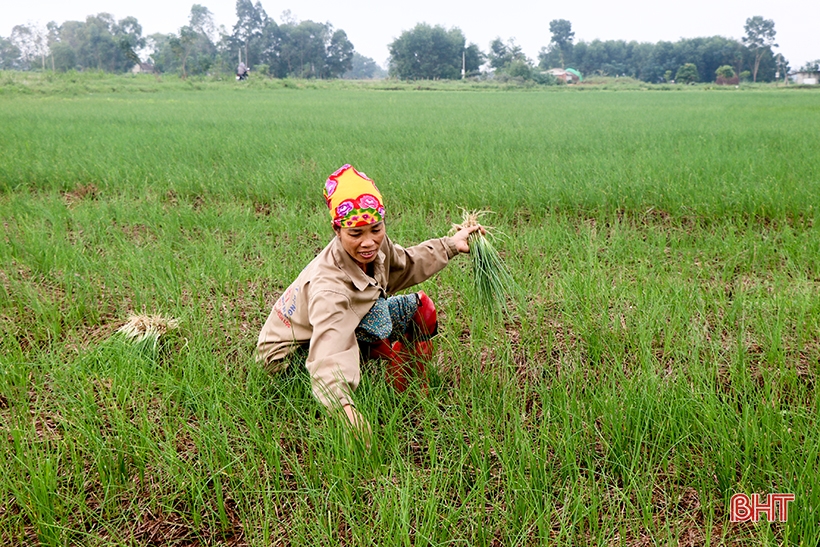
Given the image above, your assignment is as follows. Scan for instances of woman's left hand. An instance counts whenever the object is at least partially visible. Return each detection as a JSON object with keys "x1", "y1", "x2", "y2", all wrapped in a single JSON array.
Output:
[{"x1": 451, "y1": 224, "x2": 485, "y2": 254}]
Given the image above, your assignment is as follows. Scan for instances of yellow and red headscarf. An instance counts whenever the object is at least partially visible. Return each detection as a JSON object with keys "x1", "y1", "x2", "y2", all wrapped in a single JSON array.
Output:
[{"x1": 324, "y1": 164, "x2": 385, "y2": 228}]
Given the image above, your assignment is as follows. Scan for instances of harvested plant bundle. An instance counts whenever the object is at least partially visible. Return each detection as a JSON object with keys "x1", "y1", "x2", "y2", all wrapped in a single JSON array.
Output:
[
  {"x1": 456, "y1": 210, "x2": 519, "y2": 314},
  {"x1": 117, "y1": 314, "x2": 180, "y2": 347}
]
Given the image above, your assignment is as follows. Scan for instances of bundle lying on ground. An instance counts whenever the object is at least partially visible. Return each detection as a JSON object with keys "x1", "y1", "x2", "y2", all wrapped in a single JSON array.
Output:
[
  {"x1": 117, "y1": 314, "x2": 180, "y2": 346},
  {"x1": 456, "y1": 210, "x2": 519, "y2": 314}
]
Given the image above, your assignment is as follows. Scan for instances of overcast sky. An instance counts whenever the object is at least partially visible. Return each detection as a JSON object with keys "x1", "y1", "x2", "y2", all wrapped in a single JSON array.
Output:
[{"x1": 1, "y1": 0, "x2": 817, "y2": 69}]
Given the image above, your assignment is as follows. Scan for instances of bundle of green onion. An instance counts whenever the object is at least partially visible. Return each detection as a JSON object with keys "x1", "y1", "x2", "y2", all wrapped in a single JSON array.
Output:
[
  {"x1": 457, "y1": 210, "x2": 519, "y2": 314},
  {"x1": 117, "y1": 313, "x2": 180, "y2": 350}
]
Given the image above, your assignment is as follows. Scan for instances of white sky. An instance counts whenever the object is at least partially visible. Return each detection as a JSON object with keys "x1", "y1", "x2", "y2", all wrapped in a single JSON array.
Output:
[{"x1": 1, "y1": 0, "x2": 817, "y2": 69}]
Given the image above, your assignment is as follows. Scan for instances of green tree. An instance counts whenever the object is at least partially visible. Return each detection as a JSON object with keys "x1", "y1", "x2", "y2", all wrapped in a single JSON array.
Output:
[
  {"x1": 343, "y1": 52, "x2": 385, "y2": 79},
  {"x1": 10, "y1": 24, "x2": 49, "y2": 70},
  {"x1": 83, "y1": 14, "x2": 125, "y2": 71},
  {"x1": 146, "y1": 33, "x2": 175, "y2": 72},
  {"x1": 189, "y1": 4, "x2": 217, "y2": 40},
  {"x1": 800, "y1": 60, "x2": 820, "y2": 72},
  {"x1": 505, "y1": 59, "x2": 532, "y2": 79},
  {"x1": 146, "y1": 6, "x2": 217, "y2": 76},
  {"x1": 742, "y1": 16, "x2": 777, "y2": 82},
  {"x1": 171, "y1": 26, "x2": 199, "y2": 77},
  {"x1": 570, "y1": 39, "x2": 629, "y2": 77},
  {"x1": 268, "y1": 20, "x2": 353, "y2": 78},
  {"x1": 490, "y1": 37, "x2": 554, "y2": 83},
  {"x1": 653, "y1": 41, "x2": 679, "y2": 82},
  {"x1": 0, "y1": 36, "x2": 22, "y2": 69},
  {"x1": 389, "y1": 24, "x2": 482, "y2": 80},
  {"x1": 42, "y1": 14, "x2": 144, "y2": 72},
  {"x1": 231, "y1": 0, "x2": 268, "y2": 67},
  {"x1": 548, "y1": 19, "x2": 574, "y2": 68},
  {"x1": 687, "y1": 36, "x2": 745, "y2": 83},
  {"x1": 675, "y1": 63, "x2": 699, "y2": 83},
  {"x1": 715, "y1": 65, "x2": 735, "y2": 78},
  {"x1": 323, "y1": 28, "x2": 355, "y2": 78},
  {"x1": 567, "y1": 36, "x2": 748, "y2": 83},
  {"x1": 463, "y1": 44, "x2": 484, "y2": 77},
  {"x1": 773, "y1": 53, "x2": 789, "y2": 81},
  {"x1": 49, "y1": 42, "x2": 76, "y2": 71},
  {"x1": 116, "y1": 16, "x2": 144, "y2": 66},
  {"x1": 171, "y1": 6, "x2": 218, "y2": 76},
  {"x1": 489, "y1": 37, "x2": 526, "y2": 70}
]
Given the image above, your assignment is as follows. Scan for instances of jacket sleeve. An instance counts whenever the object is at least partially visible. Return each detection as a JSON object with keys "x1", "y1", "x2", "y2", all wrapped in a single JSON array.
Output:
[
  {"x1": 385, "y1": 236, "x2": 459, "y2": 294},
  {"x1": 304, "y1": 288, "x2": 362, "y2": 409}
]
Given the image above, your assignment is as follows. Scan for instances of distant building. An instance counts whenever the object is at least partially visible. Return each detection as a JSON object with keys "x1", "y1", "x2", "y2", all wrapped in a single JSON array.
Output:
[
  {"x1": 792, "y1": 71, "x2": 818, "y2": 85},
  {"x1": 546, "y1": 68, "x2": 582, "y2": 83},
  {"x1": 131, "y1": 63, "x2": 155, "y2": 74}
]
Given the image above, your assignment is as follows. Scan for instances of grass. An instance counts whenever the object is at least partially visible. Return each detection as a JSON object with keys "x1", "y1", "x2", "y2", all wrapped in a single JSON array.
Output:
[{"x1": 0, "y1": 75, "x2": 819, "y2": 545}]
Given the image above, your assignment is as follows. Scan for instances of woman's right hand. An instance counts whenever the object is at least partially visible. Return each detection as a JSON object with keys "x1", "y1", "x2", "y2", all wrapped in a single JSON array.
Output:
[
  {"x1": 451, "y1": 224, "x2": 485, "y2": 254},
  {"x1": 342, "y1": 404, "x2": 372, "y2": 448}
]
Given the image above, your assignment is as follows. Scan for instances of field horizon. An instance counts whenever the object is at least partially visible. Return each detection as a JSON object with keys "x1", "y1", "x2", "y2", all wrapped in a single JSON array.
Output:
[{"x1": 2, "y1": 69, "x2": 815, "y2": 96}]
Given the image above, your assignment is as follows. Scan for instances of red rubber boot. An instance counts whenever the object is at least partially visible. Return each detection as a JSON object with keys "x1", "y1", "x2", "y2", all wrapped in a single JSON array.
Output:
[
  {"x1": 392, "y1": 339, "x2": 430, "y2": 390},
  {"x1": 410, "y1": 290, "x2": 437, "y2": 367},
  {"x1": 393, "y1": 291, "x2": 438, "y2": 388},
  {"x1": 413, "y1": 291, "x2": 438, "y2": 338},
  {"x1": 370, "y1": 292, "x2": 438, "y2": 393},
  {"x1": 370, "y1": 339, "x2": 410, "y2": 392}
]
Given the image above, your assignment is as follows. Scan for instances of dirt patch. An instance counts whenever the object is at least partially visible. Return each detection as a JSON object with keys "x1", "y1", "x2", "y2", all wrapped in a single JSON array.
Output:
[
  {"x1": 119, "y1": 222, "x2": 156, "y2": 247},
  {"x1": 165, "y1": 190, "x2": 179, "y2": 206},
  {"x1": 31, "y1": 409, "x2": 62, "y2": 442},
  {"x1": 797, "y1": 346, "x2": 818, "y2": 385},
  {"x1": 504, "y1": 317, "x2": 552, "y2": 387},
  {"x1": 132, "y1": 506, "x2": 246, "y2": 546},
  {"x1": 61, "y1": 183, "x2": 98, "y2": 207},
  {"x1": 253, "y1": 202, "x2": 271, "y2": 217}
]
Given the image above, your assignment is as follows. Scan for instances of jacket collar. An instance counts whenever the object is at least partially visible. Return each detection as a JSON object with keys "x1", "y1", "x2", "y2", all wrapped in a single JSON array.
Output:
[{"x1": 331, "y1": 236, "x2": 387, "y2": 291}]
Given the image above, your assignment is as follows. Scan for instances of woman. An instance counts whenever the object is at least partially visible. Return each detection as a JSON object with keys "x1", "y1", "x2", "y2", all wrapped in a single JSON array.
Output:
[{"x1": 257, "y1": 164, "x2": 480, "y2": 430}]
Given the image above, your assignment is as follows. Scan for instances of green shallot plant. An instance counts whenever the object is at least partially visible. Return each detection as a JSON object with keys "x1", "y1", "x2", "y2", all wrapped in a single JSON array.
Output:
[{"x1": 456, "y1": 210, "x2": 519, "y2": 315}]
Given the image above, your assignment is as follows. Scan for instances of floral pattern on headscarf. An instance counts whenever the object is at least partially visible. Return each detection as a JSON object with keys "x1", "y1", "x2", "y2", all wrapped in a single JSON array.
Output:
[
  {"x1": 323, "y1": 164, "x2": 385, "y2": 227},
  {"x1": 335, "y1": 200, "x2": 354, "y2": 218},
  {"x1": 325, "y1": 178, "x2": 338, "y2": 198}
]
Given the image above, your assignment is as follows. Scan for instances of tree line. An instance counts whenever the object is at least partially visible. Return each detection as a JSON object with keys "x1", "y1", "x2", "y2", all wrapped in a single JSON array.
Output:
[
  {"x1": 391, "y1": 17, "x2": 793, "y2": 84},
  {"x1": 546, "y1": 17, "x2": 794, "y2": 83},
  {"x1": 2, "y1": 6, "x2": 816, "y2": 83},
  {"x1": 0, "y1": 1, "x2": 359, "y2": 79}
]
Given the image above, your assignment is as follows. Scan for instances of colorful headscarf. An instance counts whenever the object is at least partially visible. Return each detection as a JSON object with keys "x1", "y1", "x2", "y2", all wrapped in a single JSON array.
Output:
[{"x1": 324, "y1": 164, "x2": 385, "y2": 228}]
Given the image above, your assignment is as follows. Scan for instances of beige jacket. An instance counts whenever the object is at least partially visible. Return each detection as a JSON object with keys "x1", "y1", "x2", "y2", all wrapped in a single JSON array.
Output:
[{"x1": 257, "y1": 234, "x2": 459, "y2": 408}]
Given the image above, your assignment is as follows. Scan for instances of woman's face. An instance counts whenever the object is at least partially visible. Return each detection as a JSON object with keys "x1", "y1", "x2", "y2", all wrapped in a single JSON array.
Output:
[{"x1": 335, "y1": 221, "x2": 386, "y2": 267}]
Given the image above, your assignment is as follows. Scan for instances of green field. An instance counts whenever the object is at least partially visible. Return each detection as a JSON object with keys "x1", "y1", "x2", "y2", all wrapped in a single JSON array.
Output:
[{"x1": 1, "y1": 76, "x2": 819, "y2": 545}]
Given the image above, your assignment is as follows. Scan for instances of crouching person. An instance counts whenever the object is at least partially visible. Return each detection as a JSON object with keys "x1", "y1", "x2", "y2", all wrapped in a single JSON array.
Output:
[{"x1": 256, "y1": 164, "x2": 481, "y2": 433}]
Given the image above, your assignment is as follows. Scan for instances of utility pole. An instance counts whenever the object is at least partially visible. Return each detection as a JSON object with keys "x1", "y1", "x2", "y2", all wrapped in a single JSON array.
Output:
[{"x1": 461, "y1": 50, "x2": 465, "y2": 79}]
